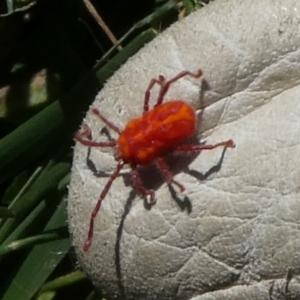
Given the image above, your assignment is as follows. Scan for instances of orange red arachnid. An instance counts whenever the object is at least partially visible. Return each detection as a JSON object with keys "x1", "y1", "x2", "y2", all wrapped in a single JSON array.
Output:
[{"x1": 75, "y1": 69, "x2": 235, "y2": 252}]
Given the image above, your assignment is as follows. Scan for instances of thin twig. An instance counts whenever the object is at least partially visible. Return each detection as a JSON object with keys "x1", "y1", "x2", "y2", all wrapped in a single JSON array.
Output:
[
  {"x1": 94, "y1": 0, "x2": 179, "y2": 69},
  {"x1": 83, "y1": 0, "x2": 122, "y2": 51}
]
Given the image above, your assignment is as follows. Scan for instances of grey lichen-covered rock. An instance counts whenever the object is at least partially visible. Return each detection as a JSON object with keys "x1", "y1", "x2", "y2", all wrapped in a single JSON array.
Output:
[{"x1": 68, "y1": 0, "x2": 300, "y2": 299}]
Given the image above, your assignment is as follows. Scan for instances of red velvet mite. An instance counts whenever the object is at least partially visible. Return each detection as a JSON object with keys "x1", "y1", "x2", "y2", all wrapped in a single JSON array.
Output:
[{"x1": 75, "y1": 69, "x2": 235, "y2": 251}]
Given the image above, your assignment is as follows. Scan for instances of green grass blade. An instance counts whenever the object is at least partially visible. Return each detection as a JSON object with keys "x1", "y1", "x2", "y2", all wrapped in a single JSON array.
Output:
[
  {"x1": 96, "y1": 28, "x2": 157, "y2": 83},
  {"x1": 95, "y1": 0, "x2": 178, "y2": 67},
  {"x1": 39, "y1": 270, "x2": 86, "y2": 293},
  {"x1": 85, "y1": 290, "x2": 103, "y2": 300},
  {"x1": 3, "y1": 197, "x2": 58, "y2": 246},
  {"x1": 36, "y1": 291, "x2": 56, "y2": 300},
  {"x1": 0, "y1": 28, "x2": 156, "y2": 186},
  {"x1": 1, "y1": 168, "x2": 40, "y2": 206},
  {"x1": 1, "y1": 200, "x2": 70, "y2": 300},
  {"x1": 0, "y1": 162, "x2": 70, "y2": 244},
  {"x1": 7, "y1": 165, "x2": 46, "y2": 210},
  {"x1": 0, "y1": 207, "x2": 13, "y2": 218},
  {"x1": 182, "y1": 0, "x2": 197, "y2": 14},
  {"x1": 0, "y1": 102, "x2": 67, "y2": 184},
  {"x1": 0, "y1": 230, "x2": 66, "y2": 256},
  {"x1": 9, "y1": 162, "x2": 70, "y2": 215}
]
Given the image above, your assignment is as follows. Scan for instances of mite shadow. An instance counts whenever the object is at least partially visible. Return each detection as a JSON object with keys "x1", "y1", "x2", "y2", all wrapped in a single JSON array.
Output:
[
  {"x1": 85, "y1": 131, "x2": 231, "y2": 300},
  {"x1": 86, "y1": 138, "x2": 230, "y2": 216}
]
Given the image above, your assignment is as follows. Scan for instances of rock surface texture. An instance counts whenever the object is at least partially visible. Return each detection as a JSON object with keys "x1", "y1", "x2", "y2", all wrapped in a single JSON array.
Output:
[{"x1": 68, "y1": 0, "x2": 300, "y2": 299}]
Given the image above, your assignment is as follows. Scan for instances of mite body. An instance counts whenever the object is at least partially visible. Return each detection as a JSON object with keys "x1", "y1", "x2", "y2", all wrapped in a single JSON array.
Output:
[
  {"x1": 117, "y1": 100, "x2": 196, "y2": 165},
  {"x1": 75, "y1": 69, "x2": 235, "y2": 251}
]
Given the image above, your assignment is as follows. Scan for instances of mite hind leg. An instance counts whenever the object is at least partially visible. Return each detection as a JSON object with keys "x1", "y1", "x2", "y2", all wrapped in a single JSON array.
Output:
[
  {"x1": 156, "y1": 157, "x2": 185, "y2": 193},
  {"x1": 131, "y1": 165, "x2": 156, "y2": 205}
]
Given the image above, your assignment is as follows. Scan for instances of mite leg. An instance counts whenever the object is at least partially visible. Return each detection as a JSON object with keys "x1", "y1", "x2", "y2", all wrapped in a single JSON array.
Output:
[
  {"x1": 156, "y1": 157, "x2": 185, "y2": 193},
  {"x1": 83, "y1": 160, "x2": 125, "y2": 252},
  {"x1": 173, "y1": 139, "x2": 235, "y2": 153},
  {"x1": 75, "y1": 124, "x2": 117, "y2": 147},
  {"x1": 155, "y1": 69, "x2": 203, "y2": 107},
  {"x1": 92, "y1": 108, "x2": 121, "y2": 134},
  {"x1": 131, "y1": 165, "x2": 156, "y2": 204},
  {"x1": 143, "y1": 69, "x2": 203, "y2": 113},
  {"x1": 143, "y1": 75, "x2": 166, "y2": 114}
]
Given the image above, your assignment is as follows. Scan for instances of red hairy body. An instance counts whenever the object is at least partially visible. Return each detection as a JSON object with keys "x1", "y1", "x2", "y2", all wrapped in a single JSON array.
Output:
[
  {"x1": 117, "y1": 100, "x2": 196, "y2": 165},
  {"x1": 75, "y1": 69, "x2": 235, "y2": 251}
]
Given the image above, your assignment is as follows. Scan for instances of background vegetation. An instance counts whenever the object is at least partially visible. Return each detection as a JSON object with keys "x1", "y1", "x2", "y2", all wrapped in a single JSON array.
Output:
[{"x1": 0, "y1": 0, "x2": 210, "y2": 299}]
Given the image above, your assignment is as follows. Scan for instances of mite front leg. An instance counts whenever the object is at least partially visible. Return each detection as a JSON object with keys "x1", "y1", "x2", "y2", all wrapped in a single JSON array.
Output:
[
  {"x1": 75, "y1": 124, "x2": 117, "y2": 148},
  {"x1": 143, "y1": 75, "x2": 166, "y2": 114},
  {"x1": 155, "y1": 69, "x2": 203, "y2": 107}
]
